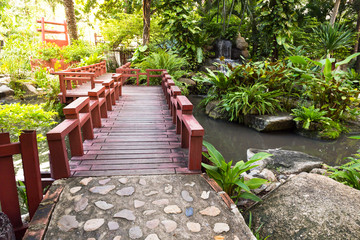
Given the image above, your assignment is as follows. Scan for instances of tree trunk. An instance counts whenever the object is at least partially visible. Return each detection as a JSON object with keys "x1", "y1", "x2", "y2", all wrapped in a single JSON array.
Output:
[
  {"x1": 330, "y1": 0, "x2": 341, "y2": 25},
  {"x1": 63, "y1": 0, "x2": 78, "y2": 42},
  {"x1": 143, "y1": 0, "x2": 151, "y2": 45}
]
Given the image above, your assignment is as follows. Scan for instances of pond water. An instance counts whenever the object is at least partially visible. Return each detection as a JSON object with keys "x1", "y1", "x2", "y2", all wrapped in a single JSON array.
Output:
[{"x1": 189, "y1": 95, "x2": 360, "y2": 166}]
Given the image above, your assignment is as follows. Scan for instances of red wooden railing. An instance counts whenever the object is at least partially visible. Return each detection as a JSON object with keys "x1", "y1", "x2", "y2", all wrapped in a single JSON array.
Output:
[
  {"x1": 37, "y1": 17, "x2": 69, "y2": 47},
  {"x1": 116, "y1": 63, "x2": 165, "y2": 86},
  {"x1": 0, "y1": 131, "x2": 43, "y2": 239},
  {"x1": 161, "y1": 72, "x2": 205, "y2": 170}
]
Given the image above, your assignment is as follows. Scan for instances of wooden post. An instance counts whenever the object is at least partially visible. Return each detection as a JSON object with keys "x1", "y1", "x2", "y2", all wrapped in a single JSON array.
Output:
[
  {"x1": 19, "y1": 130, "x2": 43, "y2": 219},
  {"x1": 41, "y1": 17, "x2": 45, "y2": 42},
  {"x1": 69, "y1": 125, "x2": 84, "y2": 156},
  {"x1": 0, "y1": 133, "x2": 24, "y2": 235},
  {"x1": 47, "y1": 138, "x2": 70, "y2": 179},
  {"x1": 188, "y1": 135, "x2": 203, "y2": 170}
]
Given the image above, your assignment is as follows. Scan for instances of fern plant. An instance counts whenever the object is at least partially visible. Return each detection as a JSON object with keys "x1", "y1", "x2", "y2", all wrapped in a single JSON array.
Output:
[
  {"x1": 220, "y1": 83, "x2": 284, "y2": 121},
  {"x1": 136, "y1": 49, "x2": 188, "y2": 83},
  {"x1": 328, "y1": 153, "x2": 360, "y2": 190},
  {"x1": 291, "y1": 105, "x2": 331, "y2": 130}
]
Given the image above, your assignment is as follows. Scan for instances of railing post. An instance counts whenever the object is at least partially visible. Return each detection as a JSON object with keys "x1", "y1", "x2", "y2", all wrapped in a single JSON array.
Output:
[
  {"x1": 69, "y1": 125, "x2": 84, "y2": 156},
  {"x1": 19, "y1": 130, "x2": 43, "y2": 219},
  {"x1": 47, "y1": 137, "x2": 70, "y2": 179},
  {"x1": 0, "y1": 133, "x2": 25, "y2": 237},
  {"x1": 188, "y1": 135, "x2": 204, "y2": 171}
]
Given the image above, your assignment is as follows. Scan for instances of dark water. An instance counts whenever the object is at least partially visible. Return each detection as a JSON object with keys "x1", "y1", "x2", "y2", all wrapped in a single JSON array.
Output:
[{"x1": 189, "y1": 96, "x2": 360, "y2": 166}]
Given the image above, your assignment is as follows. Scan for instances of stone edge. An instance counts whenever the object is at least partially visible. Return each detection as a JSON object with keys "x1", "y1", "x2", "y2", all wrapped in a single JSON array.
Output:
[{"x1": 23, "y1": 181, "x2": 65, "y2": 240}]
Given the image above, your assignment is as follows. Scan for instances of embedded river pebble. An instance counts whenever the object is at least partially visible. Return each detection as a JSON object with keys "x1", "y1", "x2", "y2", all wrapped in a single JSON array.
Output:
[{"x1": 43, "y1": 175, "x2": 255, "y2": 239}]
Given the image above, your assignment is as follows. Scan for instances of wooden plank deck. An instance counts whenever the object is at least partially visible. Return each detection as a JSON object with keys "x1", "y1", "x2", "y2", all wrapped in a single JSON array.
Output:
[{"x1": 69, "y1": 86, "x2": 194, "y2": 177}]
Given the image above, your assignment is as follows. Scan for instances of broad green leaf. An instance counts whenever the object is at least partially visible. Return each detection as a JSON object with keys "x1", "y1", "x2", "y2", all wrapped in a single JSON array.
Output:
[
  {"x1": 203, "y1": 141, "x2": 225, "y2": 167},
  {"x1": 239, "y1": 192, "x2": 262, "y2": 201},
  {"x1": 336, "y1": 53, "x2": 360, "y2": 68},
  {"x1": 245, "y1": 178, "x2": 268, "y2": 189},
  {"x1": 235, "y1": 179, "x2": 250, "y2": 192},
  {"x1": 289, "y1": 56, "x2": 307, "y2": 65}
]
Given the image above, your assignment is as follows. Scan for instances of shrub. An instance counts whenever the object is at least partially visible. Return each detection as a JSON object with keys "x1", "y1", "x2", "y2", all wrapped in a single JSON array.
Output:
[
  {"x1": 136, "y1": 49, "x2": 188, "y2": 84},
  {"x1": 202, "y1": 141, "x2": 271, "y2": 202},
  {"x1": 328, "y1": 151, "x2": 360, "y2": 190},
  {"x1": 0, "y1": 103, "x2": 57, "y2": 141},
  {"x1": 220, "y1": 83, "x2": 284, "y2": 121},
  {"x1": 291, "y1": 105, "x2": 331, "y2": 130},
  {"x1": 35, "y1": 42, "x2": 62, "y2": 61}
]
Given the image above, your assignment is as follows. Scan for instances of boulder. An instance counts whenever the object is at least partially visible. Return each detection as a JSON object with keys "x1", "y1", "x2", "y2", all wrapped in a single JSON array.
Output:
[
  {"x1": 178, "y1": 78, "x2": 196, "y2": 86},
  {"x1": 246, "y1": 173, "x2": 360, "y2": 240},
  {"x1": 244, "y1": 114, "x2": 295, "y2": 132},
  {"x1": 199, "y1": 65, "x2": 217, "y2": 72},
  {"x1": 235, "y1": 34, "x2": 249, "y2": 50},
  {"x1": 241, "y1": 50, "x2": 250, "y2": 59},
  {"x1": 0, "y1": 212, "x2": 16, "y2": 240},
  {"x1": 247, "y1": 148, "x2": 323, "y2": 174},
  {"x1": 0, "y1": 85, "x2": 14, "y2": 98},
  {"x1": 231, "y1": 48, "x2": 242, "y2": 59},
  {"x1": 205, "y1": 100, "x2": 227, "y2": 120}
]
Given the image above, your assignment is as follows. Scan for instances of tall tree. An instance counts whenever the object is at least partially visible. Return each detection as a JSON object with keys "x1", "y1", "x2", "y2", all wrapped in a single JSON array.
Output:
[
  {"x1": 63, "y1": 0, "x2": 78, "y2": 42},
  {"x1": 143, "y1": 0, "x2": 151, "y2": 45}
]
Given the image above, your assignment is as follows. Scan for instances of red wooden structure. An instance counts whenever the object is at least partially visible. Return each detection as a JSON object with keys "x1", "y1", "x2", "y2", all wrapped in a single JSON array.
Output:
[
  {"x1": 37, "y1": 17, "x2": 69, "y2": 47},
  {"x1": 0, "y1": 131, "x2": 43, "y2": 239}
]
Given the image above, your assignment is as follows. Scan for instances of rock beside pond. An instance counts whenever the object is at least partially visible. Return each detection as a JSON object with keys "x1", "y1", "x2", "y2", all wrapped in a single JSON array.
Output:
[
  {"x1": 247, "y1": 148, "x2": 323, "y2": 174},
  {"x1": 0, "y1": 212, "x2": 16, "y2": 240},
  {"x1": 244, "y1": 114, "x2": 295, "y2": 132},
  {"x1": 246, "y1": 173, "x2": 360, "y2": 240},
  {"x1": 178, "y1": 78, "x2": 196, "y2": 86},
  {"x1": 205, "y1": 100, "x2": 227, "y2": 120}
]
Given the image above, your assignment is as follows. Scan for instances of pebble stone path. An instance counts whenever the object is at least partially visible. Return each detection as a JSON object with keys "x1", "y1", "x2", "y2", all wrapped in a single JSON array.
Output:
[{"x1": 43, "y1": 175, "x2": 254, "y2": 239}]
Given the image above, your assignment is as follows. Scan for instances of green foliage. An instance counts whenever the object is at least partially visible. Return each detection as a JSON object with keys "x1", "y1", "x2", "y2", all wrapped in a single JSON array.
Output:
[
  {"x1": 193, "y1": 68, "x2": 232, "y2": 99},
  {"x1": 328, "y1": 151, "x2": 360, "y2": 190},
  {"x1": 313, "y1": 22, "x2": 354, "y2": 57},
  {"x1": 0, "y1": 34, "x2": 34, "y2": 79},
  {"x1": 81, "y1": 52, "x2": 104, "y2": 66},
  {"x1": 136, "y1": 49, "x2": 188, "y2": 83},
  {"x1": 289, "y1": 54, "x2": 360, "y2": 121},
  {"x1": 17, "y1": 180, "x2": 28, "y2": 214},
  {"x1": 35, "y1": 42, "x2": 62, "y2": 61},
  {"x1": 158, "y1": 0, "x2": 207, "y2": 68},
  {"x1": 62, "y1": 40, "x2": 93, "y2": 63},
  {"x1": 202, "y1": 141, "x2": 271, "y2": 202},
  {"x1": 0, "y1": 103, "x2": 57, "y2": 141},
  {"x1": 131, "y1": 45, "x2": 148, "y2": 64},
  {"x1": 291, "y1": 105, "x2": 331, "y2": 130},
  {"x1": 100, "y1": 11, "x2": 143, "y2": 48},
  {"x1": 220, "y1": 84, "x2": 284, "y2": 120}
]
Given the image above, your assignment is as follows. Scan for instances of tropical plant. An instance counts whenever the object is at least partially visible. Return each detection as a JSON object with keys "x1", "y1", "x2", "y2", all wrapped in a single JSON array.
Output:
[
  {"x1": 328, "y1": 151, "x2": 360, "y2": 190},
  {"x1": 62, "y1": 40, "x2": 93, "y2": 63},
  {"x1": 291, "y1": 105, "x2": 332, "y2": 130},
  {"x1": 131, "y1": 45, "x2": 148, "y2": 64},
  {"x1": 202, "y1": 141, "x2": 271, "y2": 202},
  {"x1": 220, "y1": 83, "x2": 284, "y2": 121},
  {"x1": 289, "y1": 53, "x2": 360, "y2": 121},
  {"x1": 313, "y1": 22, "x2": 354, "y2": 57},
  {"x1": 136, "y1": 49, "x2": 188, "y2": 84},
  {"x1": 158, "y1": 0, "x2": 205, "y2": 67},
  {"x1": 193, "y1": 67, "x2": 233, "y2": 98}
]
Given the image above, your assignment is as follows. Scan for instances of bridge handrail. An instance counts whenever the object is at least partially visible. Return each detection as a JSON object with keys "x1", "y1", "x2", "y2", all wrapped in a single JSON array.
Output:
[
  {"x1": 0, "y1": 131, "x2": 43, "y2": 238},
  {"x1": 162, "y1": 73, "x2": 205, "y2": 171}
]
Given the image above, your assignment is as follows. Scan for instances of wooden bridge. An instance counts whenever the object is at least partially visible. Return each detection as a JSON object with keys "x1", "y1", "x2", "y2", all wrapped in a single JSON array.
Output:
[{"x1": 0, "y1": 62, "x2": 205, "y2": 239}]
